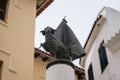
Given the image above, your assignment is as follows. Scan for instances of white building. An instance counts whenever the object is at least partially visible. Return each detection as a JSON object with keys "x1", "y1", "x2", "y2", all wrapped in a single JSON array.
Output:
[{"x1": 82, "y1": 7, "x2": 120, "y2": 80}]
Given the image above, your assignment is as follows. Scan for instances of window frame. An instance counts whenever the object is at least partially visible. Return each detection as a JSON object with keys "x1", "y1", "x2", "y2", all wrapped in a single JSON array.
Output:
[
  {"x1": 98, "y1": 40, "x2": 109, "y2": 73},
  {"x1": 0, "y1": 60, "x2": 3, "y2": 80},
  {"x1": 0, "y1": 0, "x2": 8, "y2": 21},
  {"x1": 88, "y1": 63, "x2": 94, "y2": 80}
]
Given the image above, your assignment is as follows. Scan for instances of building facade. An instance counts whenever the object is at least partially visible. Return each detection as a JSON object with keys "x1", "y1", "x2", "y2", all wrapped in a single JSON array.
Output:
[
  {"x1": 0, "y1": 0, "x2": 53, "y2": 80},
  {"x1": 82, "y1": 7, "x2": 120, "y2": 80}
]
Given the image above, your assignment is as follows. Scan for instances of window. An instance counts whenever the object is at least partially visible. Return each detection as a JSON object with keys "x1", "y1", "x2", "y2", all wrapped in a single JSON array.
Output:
[
  {"x1": 98, "y1": 40, "x2": 108, "y2": 73},
  {"x1": 88, "y1": 63, "x2": 94, "y2": 80},
  {"x1": 0, "y1": 0, "x2": 7, "y2": 21},
  {"x1": 0, "y1": 60, "x2": 3, "y2": 80}
]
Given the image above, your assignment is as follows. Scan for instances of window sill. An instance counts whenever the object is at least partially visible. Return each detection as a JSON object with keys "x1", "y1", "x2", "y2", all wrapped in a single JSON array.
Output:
[{"x1": 0, "y1": 20, "x2": 8, "y2": 27}]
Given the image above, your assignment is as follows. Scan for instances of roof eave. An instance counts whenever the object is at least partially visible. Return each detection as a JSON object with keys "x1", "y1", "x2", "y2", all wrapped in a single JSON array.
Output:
[
  {"x1": 84, "y1": 15, "x2": 107, "y2": 53},
  {"x1": 36, "y1": 0, "x2": 54, "y2": 16}
]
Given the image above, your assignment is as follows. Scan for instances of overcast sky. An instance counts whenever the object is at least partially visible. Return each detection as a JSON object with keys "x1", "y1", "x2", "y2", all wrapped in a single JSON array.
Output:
[{"x1": 35, "y1": 0, "x2": 120, "y2": 66}]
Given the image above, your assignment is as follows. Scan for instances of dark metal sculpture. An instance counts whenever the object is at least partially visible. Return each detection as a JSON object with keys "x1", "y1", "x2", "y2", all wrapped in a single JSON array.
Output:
[{"x1": 40, "y1": 19, "x2": 86, "y2": 60}]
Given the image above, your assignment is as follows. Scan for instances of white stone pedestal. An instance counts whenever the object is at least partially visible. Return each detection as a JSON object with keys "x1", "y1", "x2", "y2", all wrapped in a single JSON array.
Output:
[{"x1": 46, "y1": 59, "x2": 75, "y2": 80}]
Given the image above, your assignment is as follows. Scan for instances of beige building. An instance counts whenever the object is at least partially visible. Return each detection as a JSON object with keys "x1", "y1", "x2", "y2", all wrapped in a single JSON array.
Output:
[
  {"x1": 0, "y1": 0, "x2": 53, "y2": 80},
  {"x1": 0, "y1": 0, "x2": 85, "y2": 80}
]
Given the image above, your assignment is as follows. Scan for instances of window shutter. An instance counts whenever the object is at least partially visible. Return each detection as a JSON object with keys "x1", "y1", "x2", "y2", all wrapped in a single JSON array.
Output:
[
  {"x1": 88, "y1": 63, "x2": 94, "y2": 80},
  {"x1": 98, "y1": 40, "x2": 108, "y2": 73}
]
